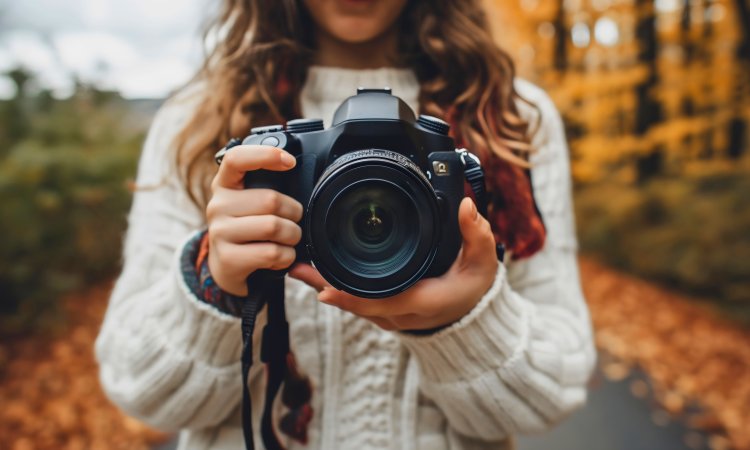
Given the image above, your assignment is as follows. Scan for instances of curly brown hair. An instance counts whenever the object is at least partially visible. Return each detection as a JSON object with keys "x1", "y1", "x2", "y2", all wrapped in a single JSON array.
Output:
[{"x1": 173, "y1": 0, "x2": 546, "y2": 258}]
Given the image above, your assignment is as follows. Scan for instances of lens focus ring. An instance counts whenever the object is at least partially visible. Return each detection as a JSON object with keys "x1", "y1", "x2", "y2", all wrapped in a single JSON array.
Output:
[
  {"x1": 306, "y1": 149, "x2": 440, "y2": 298},
  {"x1": 318, "y1": 149, "x2": 431, "y2": 188}
]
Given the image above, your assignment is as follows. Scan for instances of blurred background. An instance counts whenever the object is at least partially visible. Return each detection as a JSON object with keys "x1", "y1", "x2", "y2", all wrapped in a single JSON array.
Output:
[{"x1": 0, "y1": 0, "x2": 748, "y2": 449}]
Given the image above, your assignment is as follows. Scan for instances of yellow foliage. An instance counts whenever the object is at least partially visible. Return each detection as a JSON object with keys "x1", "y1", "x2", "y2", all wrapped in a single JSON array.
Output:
[{"x1": 494, "y1": 0, "x2": 750, "y2": 183}]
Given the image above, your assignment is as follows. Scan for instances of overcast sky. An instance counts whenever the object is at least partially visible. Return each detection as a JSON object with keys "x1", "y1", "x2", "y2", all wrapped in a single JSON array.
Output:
[{"x1": 0, "y1": 0, "x2": 212, "y2": 99}]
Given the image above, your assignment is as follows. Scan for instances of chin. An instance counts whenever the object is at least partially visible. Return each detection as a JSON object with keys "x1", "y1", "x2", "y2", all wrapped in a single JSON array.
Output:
[
  {"x1": 328, "y1": 20, "x2": 386, "y2": 43},
  {"x1": 303, "y1": 0, "x2": 408, "y2": 45}
]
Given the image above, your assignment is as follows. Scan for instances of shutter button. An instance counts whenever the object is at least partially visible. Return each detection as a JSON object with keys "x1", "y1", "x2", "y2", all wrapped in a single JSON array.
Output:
[{"x1": 260, "y1": 136, "x2": 280, "y2": 147}]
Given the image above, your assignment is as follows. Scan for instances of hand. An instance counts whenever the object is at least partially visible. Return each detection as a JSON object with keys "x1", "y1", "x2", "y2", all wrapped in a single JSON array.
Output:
[
  {"x1": 207, "y1": 145, "x2": 303, "y2": 296},
  {"x1": 290, "y1": 197, "x2": 499, "y2": 331}
]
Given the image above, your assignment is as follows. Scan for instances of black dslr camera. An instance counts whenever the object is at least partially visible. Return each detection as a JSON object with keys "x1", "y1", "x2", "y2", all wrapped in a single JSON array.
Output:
[{"x1": 231, "y1": 88, "x2": 483, "y2": 298}]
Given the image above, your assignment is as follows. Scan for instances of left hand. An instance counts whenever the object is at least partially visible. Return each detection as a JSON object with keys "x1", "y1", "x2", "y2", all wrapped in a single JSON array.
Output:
[{"x1": 289, "y1": 197, "x2": 499, "y2": 331}]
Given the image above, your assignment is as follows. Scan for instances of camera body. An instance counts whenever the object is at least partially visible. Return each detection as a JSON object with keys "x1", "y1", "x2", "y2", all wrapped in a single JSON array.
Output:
[{"x1": 239, "y1": 88, "x2": 468, "y2": 298}]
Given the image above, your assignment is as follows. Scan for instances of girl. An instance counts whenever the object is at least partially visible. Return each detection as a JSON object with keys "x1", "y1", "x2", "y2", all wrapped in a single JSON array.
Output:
[{"x1": 96, "y1": 0, "x2": 596, "y2": 449}]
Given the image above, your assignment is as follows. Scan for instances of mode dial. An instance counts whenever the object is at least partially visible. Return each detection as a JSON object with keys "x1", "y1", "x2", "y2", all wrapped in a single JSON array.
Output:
[
  {"x1": 417, "y1": 115, "x2": 450, "y2": 135},
  {"x1": 250, "y1": 124, "x2": 284, "y2": 135},
  {"x1": 286, "y1": 118, "x2": 324, "y2": 133}
]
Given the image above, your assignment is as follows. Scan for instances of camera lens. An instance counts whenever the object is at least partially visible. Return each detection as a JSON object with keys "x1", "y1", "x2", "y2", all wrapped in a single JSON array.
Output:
[
  {"x1": 306, "y1": 149, "x2": 441, "y2": 298},
  {"x1": 327, "y1": 180, "x2": 418, "y2": 277}
]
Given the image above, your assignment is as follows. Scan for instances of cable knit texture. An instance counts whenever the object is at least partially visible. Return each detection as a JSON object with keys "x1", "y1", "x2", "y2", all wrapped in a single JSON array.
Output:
[{"x1": 95, "y1": 66, "x2": 596, "y2": 450}]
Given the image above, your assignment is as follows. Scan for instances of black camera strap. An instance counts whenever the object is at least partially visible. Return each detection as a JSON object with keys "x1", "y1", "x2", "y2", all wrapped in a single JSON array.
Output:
[
  {"x1": 241, "y1": 271, "x2": 288, "y2": 450},
  {"x1": 461, "y1": 152, "x2": 488, "y2": 218}
]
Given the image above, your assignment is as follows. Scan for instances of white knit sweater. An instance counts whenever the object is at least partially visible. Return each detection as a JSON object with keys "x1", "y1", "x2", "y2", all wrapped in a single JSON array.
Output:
[{"x1": 95, "y1": 66, "x2": 596, "y2": 450}]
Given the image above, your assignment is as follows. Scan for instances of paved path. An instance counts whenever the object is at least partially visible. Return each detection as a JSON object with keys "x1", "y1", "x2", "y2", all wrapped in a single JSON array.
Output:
[{"x1": 518, "y1": 368, "x2": 708, "y2": 450}]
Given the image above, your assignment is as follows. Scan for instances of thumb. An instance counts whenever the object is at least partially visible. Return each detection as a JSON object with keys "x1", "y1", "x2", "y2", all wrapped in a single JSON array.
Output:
[{"x1": 457, "y1": 197, "x2": 495, "y2": 264}]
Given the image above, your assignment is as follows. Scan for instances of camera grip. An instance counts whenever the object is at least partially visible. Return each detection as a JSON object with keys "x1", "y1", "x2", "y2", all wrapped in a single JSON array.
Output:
[{"x1": 240, "y1": 132, "x2": 300, "y2": 280}]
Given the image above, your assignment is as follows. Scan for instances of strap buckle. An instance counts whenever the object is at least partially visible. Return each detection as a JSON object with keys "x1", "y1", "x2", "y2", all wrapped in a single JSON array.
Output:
[
  {"x1": 456, "y1": 149, "x2": 506, "y2": 261},
  {"x1": 457, "y1": 148, "x2": 481, "y2": 167}
]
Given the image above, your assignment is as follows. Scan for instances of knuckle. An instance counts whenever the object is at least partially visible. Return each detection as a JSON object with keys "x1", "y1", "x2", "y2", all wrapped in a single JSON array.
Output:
[
  {"x1": 206, "y1": 197, "x2": 224, "y2": 220},
  {"x1": 263, "y1": 216, "x2": 283, "y2": 237},
  {"x1": 264, "y1": 244, "x2": 283, "y2": 262},
  {"x1": 209, "y1": 218, "x2": 230, "y2": 239},
  {"x1": 261, "y1": 191, "x2": 282, "y2": 214},
  {"x1": 222, "y1": 148, "x2": 240, "y2": 168}
]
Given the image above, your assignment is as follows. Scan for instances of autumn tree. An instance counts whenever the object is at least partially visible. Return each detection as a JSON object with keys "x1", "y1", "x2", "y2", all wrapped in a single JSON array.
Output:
[{"x1": 634, "y1": 0, "x2": 663, "y2": 181}]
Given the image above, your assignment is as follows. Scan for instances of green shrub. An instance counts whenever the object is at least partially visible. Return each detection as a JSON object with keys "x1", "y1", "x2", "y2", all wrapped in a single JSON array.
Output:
[
  {"x1": 0, "y1": 92, "x2": 145, "y2": 335},
  {"x1": 575, "y1": 167, "x2": 750, "y2": 322}
]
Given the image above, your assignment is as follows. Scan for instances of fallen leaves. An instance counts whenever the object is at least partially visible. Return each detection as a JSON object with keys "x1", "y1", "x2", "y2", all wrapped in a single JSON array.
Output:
[
  {"x1": 582, "y1": 256, "x2": 750, "y2": 450},
  {"x1": 0, "y1": 283, "x2": 170, "y2": 450}
]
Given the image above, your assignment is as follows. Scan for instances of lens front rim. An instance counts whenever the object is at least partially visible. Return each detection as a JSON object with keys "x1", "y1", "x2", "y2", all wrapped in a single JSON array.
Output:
[{"x1": 306, "y1": 149, "x2": 441, "y2": 299}]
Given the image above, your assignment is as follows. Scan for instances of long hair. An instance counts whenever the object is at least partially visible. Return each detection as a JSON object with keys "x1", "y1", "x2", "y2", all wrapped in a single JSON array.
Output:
[{"x1": 173, "y1": 0, "x2": 546, "y2": 258}]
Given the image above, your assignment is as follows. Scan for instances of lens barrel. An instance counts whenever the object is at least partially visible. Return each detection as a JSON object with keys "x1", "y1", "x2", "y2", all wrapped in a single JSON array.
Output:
[{"x1": 306, "y1": 149, "x2": 441, "y2": 298}]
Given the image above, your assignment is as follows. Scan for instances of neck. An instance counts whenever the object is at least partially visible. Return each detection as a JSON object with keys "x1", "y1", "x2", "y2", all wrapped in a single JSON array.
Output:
[{"x1": 312, "y1": 26, "x2": 401, "y2": 69}]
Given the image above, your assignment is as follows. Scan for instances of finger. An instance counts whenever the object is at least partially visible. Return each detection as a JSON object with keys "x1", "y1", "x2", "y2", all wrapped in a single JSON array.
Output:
[
  {"x1": 208, "y1": 188, "x2": 303, "y2": 222},
  {"x1": 211, "y1": 215, "x2": 301, "y2": 246},
  {"x1": 318, "y1": 278, "x2": 476, "y2": 330},
  {"x1": 289, "y1": 263, "x2": 330, "y2": 292},
  {"x1": 213, "y1": 145, "x2": 296, "y2": 189},
  {"x1": 457, "y1": 197, "x2": 497, "y2": 266},
  {"x1": 214, "y1": 241, "x2": 296, "y2": 275},
  {"x1": 318, "y1": 288, "x2": 410, "y2": 317}
]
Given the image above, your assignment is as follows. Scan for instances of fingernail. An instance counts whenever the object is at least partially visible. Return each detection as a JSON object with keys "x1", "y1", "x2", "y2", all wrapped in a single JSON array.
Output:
[{"x1": 280, "y1": 151, "x2": 296, "y2": 168}]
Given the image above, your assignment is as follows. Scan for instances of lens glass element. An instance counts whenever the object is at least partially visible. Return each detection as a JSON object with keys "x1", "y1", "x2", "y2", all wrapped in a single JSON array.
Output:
[
  {"x1": 352, "y1": 204, "x2": 391, "y2": 246},
  {"x1": 327, "y1": 180, "x2": 418, "y2": 278}
]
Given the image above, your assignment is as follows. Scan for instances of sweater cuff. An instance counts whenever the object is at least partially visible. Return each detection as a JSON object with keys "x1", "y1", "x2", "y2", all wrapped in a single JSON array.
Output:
[
  {"x1": 180, "y1": 229, "x2": 245, "y2": 317},
  {"x1": 172, "y1": 231, "x2": 243, "y2": 366},
  {"x1": 398, "y1": 264, "x2": 532, "y2": 383}
]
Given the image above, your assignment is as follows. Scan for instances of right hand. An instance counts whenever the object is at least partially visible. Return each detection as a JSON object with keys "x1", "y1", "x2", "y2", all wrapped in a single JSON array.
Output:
[{"x1": 207, "y1": 145, "x2": 303, "y2": 296}]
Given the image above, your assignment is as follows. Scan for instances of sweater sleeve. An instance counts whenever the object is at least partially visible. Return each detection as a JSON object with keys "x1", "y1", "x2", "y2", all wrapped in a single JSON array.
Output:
[
  {"x1": 398, "y1": 80, "x2": 597, "y2": 441},
  {"x1": 94, "y1": 87, "x2": 251, "y2": 431}
]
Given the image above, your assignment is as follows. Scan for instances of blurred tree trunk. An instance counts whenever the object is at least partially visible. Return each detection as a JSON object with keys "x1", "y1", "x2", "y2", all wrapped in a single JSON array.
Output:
[
  {"x1": 728, "y1": 0, "x2": 749, "y2": 158},
  {"x1": 736, "y1": 0, "x2": 750, "y2": 62},
  {"x1": 554, "y1": 0, "x2": 567, "y2": 72},
  {"x1": 699, "y1": 0, "x2": 715, "y2": 159},
  {"x1": 634, "y1": 0, "x2": 663, "y2": 181},
  {"x1": 680, "y1": 0, "x2": 696, "y2": 156}
]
